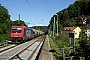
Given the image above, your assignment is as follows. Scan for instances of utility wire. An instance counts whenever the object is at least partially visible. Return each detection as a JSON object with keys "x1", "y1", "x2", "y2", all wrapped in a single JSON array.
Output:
[
  {"x1": 32, "y1": 0, "x2": 41, "y2": 21},
  {"x1": 9, "y1": 11, "x2": 17, "y2": 19},
  {"x1": 8, "y1": 8, "x2": 18, "y2": 15},
  {"x1": 6, "y1": 6, "x2": 18, "y2": 16},
  {"x1": 5, "y1": 0, "x2": 30, "y2": 21},
  {"x1": 45, "y1": 0, "x2": 52, "y2": 14},
  {"x1": 5, "y1": 0, "x2": 20, "y2": 13},
  {"x1": 26, "y1": 0, "x2": 39, "y2": 21},
  {"x1": 43, "y1": 0, "x2": 51, "y2": 16},
  {"x1": 0, "y1": 3, "x2": 17, "y2": 20},
  {"x1": 6, "y1": 0, "x2": 23, "y2": 20},
  {"x1": 9, "y1": 10, "x2": 17, "y2": 17}
]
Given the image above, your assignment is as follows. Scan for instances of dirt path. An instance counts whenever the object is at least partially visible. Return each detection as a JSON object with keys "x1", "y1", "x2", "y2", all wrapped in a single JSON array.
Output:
[{"x1": 38, "y1": 35, "x2": 55, "y2": 60}]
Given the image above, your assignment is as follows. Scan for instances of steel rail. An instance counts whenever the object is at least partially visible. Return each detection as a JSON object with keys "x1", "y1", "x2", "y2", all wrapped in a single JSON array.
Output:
[{"x1": 0, "y1": 36, "x2": 43, "y2": 60}]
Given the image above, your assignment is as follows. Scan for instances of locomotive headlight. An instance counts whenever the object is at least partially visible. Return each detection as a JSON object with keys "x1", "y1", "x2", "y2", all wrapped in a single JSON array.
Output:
[
  {"x1": 11, "y1": 36, "x2": 13, "y2": 37},
  {"x1": 14, "y1": 36, "x2": 18, "y2": 37},
  {"x1": 19, "y1": 36, "x2": 21, "y2": 37}
]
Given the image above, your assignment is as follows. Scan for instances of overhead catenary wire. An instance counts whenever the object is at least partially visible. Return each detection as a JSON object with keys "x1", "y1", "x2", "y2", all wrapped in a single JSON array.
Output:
[
  {"x1": 5, "y1": 0, "x2": 24, "y2": 20},
  {"x1": 9, "y1": 11, "x2": 17, "y2": 17},
  {"x1": 8, "y1": 8, "x2": 18, "y2": 15},
  {"x1": 32, "y1": 0, "x2": 41, "y2": 21},
  {"x1": 5, "y1": 0, "x2": 20, "y2": 14},
  {"x1": 43, "y1": 0, "x2": 51, "y2": 16},
  {"x1": 6, "y1": 6, "x2": 19, "y2": 17},
  {"x1": 5, "y1": 0, "x2": 31, "y2": 22},
  {"x1": 45, "y1": 0, "x2": 52, "y2": 14},
  {"x1": 7, "y1": 10, "x2": 17, "y2": 20},
  {"x1": 32, "y1": 0, "x2": 48, "y2": 25},
  {"x1": 0, "y1": 3, "x2": 18, "y2": 20},
  {"x1": 26, "y1": 0, "x2": 39, "y2": 21}
]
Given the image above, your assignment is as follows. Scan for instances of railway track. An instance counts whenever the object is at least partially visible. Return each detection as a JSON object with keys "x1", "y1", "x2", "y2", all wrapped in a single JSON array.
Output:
[
  {"x1": 0, "y1": 44, "x2": 16, "y2": 53},
  {"x1": 0, "y1": 35, "x2": 45, "y2": 60}
]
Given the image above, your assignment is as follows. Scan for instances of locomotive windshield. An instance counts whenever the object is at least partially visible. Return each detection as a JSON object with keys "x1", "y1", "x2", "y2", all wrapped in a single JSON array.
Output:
[{"x1": 11, "y1": 28, "x2": 22, "y2": 33}]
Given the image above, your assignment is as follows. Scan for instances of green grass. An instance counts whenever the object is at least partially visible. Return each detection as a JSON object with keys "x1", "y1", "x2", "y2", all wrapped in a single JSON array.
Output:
[{"x1": 49, "y1": 37, "x2": 62, "y2": 60}]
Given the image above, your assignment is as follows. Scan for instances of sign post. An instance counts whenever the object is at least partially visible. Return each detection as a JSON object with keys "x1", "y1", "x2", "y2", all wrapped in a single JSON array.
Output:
[{"x1": 69, "y1": 31, "x2": 75, "y2": 52}]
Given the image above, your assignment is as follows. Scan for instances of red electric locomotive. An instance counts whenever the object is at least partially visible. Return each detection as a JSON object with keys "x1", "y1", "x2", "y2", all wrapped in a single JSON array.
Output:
[{"x1": 10, "y1": 26, "x2": 34, "y2": 43}]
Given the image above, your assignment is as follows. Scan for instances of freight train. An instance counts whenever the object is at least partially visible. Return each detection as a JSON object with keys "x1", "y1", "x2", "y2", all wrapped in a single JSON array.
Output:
[{"x1": 10, "y1": 26, "x2": 44, "y2": 43}]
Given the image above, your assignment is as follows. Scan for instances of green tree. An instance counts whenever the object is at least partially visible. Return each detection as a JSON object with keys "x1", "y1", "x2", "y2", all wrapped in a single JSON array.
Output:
[
  {"x1": 63, "y1": 10, "x2": 69, "y2": 21},
  {"x1": 4, "y1": 20, "x2": 12, "y2": 33},
  {"x1": 0, "y1": 5, "x2": 11, "y2": 34},
  {"x1": 76, "y1": 36, "x2": 90, "y2": 60},
  {"x1": 0, "y1": 5, "x2": 11, "y2": 41},
  {"x1": 12, "y1": 20, "x2": 27, "y2": 26},
  {"x1": 0, "y1": 4, "x2": 10, "y2": 23}
]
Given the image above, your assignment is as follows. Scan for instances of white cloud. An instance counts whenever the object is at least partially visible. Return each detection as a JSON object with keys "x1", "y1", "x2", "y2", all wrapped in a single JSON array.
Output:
[{"x1": 28, "y1": 24, "x2": 48, "y2": 27}]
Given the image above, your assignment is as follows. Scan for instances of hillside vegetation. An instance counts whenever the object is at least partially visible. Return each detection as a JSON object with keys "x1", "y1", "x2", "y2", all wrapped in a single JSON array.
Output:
[
  {"x1": 49, "y1": 0, "x2": 90, "y2": 60},
  {"x1": 49, "y1": 0, "x2": 90, "y2": 29}
]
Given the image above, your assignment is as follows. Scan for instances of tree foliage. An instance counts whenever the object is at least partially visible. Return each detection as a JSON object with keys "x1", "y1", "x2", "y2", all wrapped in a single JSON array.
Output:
[
  {"x1": 0, "y1": 4, "x2": 10, "y2": 22},
  {"x1": 12, "y1": 20, "x2": 27, "y2": 26},
  {"x1": 75, "y1": 36, "x2": 90, "y2": 60},
  {"x1": 0, "y1": 5, "x2": 27, "y2": 41},
  {"x1": 0, "y1": 5, "x2": 11, "y2": 34},
  {"x1": 49, "y1": 0, "x2": 90, "y2": 30},
  {"x1": 48, "y1": 0, "x2": 90, "y2": 59}
]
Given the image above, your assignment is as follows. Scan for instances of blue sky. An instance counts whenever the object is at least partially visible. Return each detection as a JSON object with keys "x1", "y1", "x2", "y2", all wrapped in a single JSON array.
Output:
[{"x1": 0, "y1": 0, "x2": 76, "y2": 27}]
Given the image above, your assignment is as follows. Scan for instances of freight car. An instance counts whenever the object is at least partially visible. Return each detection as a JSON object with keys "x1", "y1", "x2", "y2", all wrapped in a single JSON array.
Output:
[
  {"x1": 32, "y1": 29, "x2": 44, "y2": 37},
  {"x1": 10, "y1": 26, "x2": 43, "y2": 43}
]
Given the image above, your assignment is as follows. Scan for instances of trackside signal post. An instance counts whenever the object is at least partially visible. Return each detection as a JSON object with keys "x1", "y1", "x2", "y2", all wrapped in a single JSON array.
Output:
[
  {"x1": 69, "y1": 31, "x2": 75, "y2": 53},
  {"x1": 53, "y1": 17, "x2": 55, "y2": 39}
]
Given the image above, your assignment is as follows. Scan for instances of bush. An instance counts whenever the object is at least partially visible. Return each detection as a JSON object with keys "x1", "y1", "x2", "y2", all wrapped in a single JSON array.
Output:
[{"x1": 0, "y1": 34, "x2": 9, "y2": 42}]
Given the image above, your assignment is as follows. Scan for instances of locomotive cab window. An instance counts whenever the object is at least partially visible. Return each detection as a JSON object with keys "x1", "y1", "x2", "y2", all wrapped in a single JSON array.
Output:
[
  {"x1": 11, "y1": 28, "x2": 22, "y2": 33},
  {"x1": 33, "y1": 31, "x2": 35, "y2": 34}
]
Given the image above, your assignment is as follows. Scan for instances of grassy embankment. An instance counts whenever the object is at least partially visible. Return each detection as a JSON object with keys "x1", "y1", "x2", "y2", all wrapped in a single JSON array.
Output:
[{"x1": 49, "y1": 37, "x2": 62, "y2": 60}]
